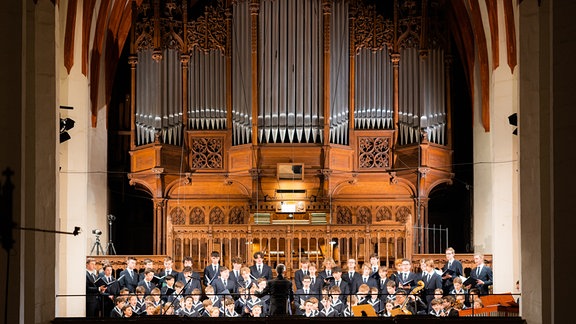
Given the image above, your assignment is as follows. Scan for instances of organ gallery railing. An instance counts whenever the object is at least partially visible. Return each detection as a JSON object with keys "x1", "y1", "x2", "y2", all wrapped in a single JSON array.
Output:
[{"x1": 168, "y1": 223, "x2": 407, "y2": 274}]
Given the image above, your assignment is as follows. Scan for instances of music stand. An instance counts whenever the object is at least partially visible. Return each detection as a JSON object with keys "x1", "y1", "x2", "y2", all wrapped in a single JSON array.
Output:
[{"x1": 352, "y1": 304, "x2": 377, "y2": 317}]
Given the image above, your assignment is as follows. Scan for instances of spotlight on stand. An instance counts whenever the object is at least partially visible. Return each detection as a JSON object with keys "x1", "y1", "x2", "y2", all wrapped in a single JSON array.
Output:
[{"x1": 508, "y1": 113, "x2": 518, "y2": 135}]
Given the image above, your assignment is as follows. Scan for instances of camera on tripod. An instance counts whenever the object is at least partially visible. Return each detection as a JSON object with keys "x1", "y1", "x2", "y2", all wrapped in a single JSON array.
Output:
[
  {"x1": 107, "y1": 214, "x2": 116, "y2": 222},
  {"x1": 92, "y1": 229, "x2": 102, "y2": 235}
]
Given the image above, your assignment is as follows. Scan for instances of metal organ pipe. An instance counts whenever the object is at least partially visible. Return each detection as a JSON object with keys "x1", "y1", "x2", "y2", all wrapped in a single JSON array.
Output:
[
  {"x1": 330, "y1": 0, "x2": 349, "y2": 145},
  {"x1": 188, "y1": 49, "x2": 226, "y2": 132},
  {"x1": 232, "y1": 1, "x2": 252, "y2": 146},
  {"x1": 354, "y1": 47, "x2": 392, "y2": 131},
  {"x1": 258, "y1": 0, "x2": 323, "y2": 144}
]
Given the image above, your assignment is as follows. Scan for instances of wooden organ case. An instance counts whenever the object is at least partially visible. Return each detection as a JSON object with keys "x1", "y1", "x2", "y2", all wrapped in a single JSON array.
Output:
[{"x1": 127, "y1": 0, "x2": 453, "y2": 272}]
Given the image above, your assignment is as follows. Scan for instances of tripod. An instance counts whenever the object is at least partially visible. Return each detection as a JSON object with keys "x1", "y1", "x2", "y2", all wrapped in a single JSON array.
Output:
[
  {"x1": 106, "y1": 215, "x2": 117, "y2": 255},
  {"x1": 90, "y1": 234, "x2": 105, "y2": 255}
]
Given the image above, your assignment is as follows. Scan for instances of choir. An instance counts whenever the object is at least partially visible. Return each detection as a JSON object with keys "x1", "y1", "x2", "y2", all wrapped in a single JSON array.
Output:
[{"x1": 85, "y1": 249, "x2": 494, "y2": 318}]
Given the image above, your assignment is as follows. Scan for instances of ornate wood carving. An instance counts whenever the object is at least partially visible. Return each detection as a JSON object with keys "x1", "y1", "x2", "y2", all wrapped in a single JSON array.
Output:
[
  {"x1": 209, "y1": 207, "x2": 225, "y2": 224},
  {"x1": 186, "y1": 0, "x2": 227, "y2": 54},
  {"x1": 357, "y1": 206, "x2": 372, "y2": 224},
  {"x1": 396, "y1": 206, "x2": 411, "y2": 223},
  {"x1": 352, "y1": 1, "x2": 393, "y2": 53},
  {"x1": 134, "y1": 0, "x2": 226, "y2": 53},
  {"x1": 229, "y1": 206, "x2": 247, "y2": 224},
  {"x1": 134, "y1": 2, "x2": 153, "y2": 51},
  {"x1": 189, "y1": 207, "x2": 205, "y2": 224},
  {"x1": 336, "y1": 206, "x2": 353, "y2": 224},
  {"x1": 358, "y1": 136, "x2": 391, "y2": 169},
  {"x1": 170, "y1": 206, "x2": 185, "y2": 225},
  {"x1": 190, "y1": 137, "x2": 224, "y2": 169},
  {"x1": 376, "y1": 206, "x2": 393, "y2": 221},
  {"x1": 159, "y1": 2, "x2": 184, "y2": 50}
]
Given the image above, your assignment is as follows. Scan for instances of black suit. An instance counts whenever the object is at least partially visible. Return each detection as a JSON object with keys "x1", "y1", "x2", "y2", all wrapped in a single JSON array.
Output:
[
  {"x1": 176, "y1": 271, "x2": 201, "y2": 284},
  {"x1": 318, "y1": 270, "x2": 334, "y2": 289},
  {"x1": 343, "y1": 271, "x2": 362, "y2": 293},
  {"x1": 442, "y1": 259, "x2": 463, "y2": 293},
  {"x1": 180, "y1": 276, "x2": 203, "y2": 295},
  {"x1": 159, "y1": 269, "x2": 179, "y2": 281},
  {"x1": 203, "y1": 264, "x2": 221, "y2": 286},
  {"x1": 85, "y1": 271, "x2": 100, "y2": 317},
  {"x1": 119, "y1": 268, "x2": 139, "y2": 293},
  {"x1": 293, "y1": 269, "x2": 310, "y2": 290},
  {"x1": 229, "y1": 269, "x2": 243, "y2": 289},
  {"x1": 470, "y1": 265, "x2": 493, "y2": 295},
  {"x1": 318, "y1": 269, "x2": 333, "y2": 280},
  {"x1": 329, "y1": 279, "x2": 350, "y2": 302},
  {"x1": 395, "y1": 271, "x2": 419, "y2": 290},
  {"x1": 99, "y1": 274, "x2": 120, "y2": 317},
  {"x1": 309, "y1": 276, "x2": 322, "y2": 292},
  {"x1": 137, "y1": 279, "x2": 157, "y2": 295},
  {"x1": 369, "y1": 266, "x2": 381, "y2": 280},
  {"x1": 359, "y1": 276, "x2": 378, "y2": 289},
  {"x1": 213, "y1": 277, "x2": 237, "y2": 297},
  {"x1": 294, "y1": 288, "x2": 317, "y2": 314},
  {"x1": 377, "y1": 277, "x2": 393, "y2": 295},
  {"x1": 250, "y1": 264, "x2": 273, "y2": 280},
  {"x1": 256, "y1": 274, "x2": 293, "y2": 316},
  {"x1": 238, "y1": 277, "x2": 257, "y2": 291},
  {"x1": 421, "y1": 272, "x2": 443, "y2": 306}
]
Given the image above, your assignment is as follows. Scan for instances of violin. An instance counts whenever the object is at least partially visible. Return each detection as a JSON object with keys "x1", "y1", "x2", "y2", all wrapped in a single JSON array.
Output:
[{"x1": 390, "y1": 280, "x2": 425, "y2": 316}]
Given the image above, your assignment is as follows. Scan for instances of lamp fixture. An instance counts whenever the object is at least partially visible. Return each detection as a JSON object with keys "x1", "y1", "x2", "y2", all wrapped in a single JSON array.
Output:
[{"x1": 60, "y1": 117, "x2": 75, "y2": 143}]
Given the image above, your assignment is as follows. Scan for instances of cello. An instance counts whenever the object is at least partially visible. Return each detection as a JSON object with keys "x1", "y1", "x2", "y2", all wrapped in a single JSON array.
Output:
[{"x1": 390, "y1": 280, "x2": 425, "y2": 316}]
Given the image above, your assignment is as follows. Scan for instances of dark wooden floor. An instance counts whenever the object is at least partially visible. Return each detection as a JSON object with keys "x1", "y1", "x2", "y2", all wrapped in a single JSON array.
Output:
[{"x1": 53, "y1": 316, "x2": 526, "y2": 324}]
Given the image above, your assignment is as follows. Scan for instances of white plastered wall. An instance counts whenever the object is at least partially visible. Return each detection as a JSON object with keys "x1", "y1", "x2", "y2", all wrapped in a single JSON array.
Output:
[
  {"x1": 472, "y1": 0, "x2": 520, "y2": 295},
  {"x1": 56, "y1": 0, "x2": 108, "y2": 317}
]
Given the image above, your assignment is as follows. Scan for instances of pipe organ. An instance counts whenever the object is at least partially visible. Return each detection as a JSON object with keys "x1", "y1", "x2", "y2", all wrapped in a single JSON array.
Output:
[{"x1": 128, "y1": 0, "x2": 454, "y2": 270}]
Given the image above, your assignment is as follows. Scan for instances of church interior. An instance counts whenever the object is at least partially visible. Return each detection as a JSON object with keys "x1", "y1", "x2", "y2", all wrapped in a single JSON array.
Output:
[{"x1": 0, "y1": 0, "x2": 574, "y2": 323}]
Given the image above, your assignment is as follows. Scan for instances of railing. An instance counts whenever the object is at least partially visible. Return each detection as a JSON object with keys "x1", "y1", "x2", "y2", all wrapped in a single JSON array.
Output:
[
  {"x1": 413, "y1": 225, "x2": 449, "y2": 254},
  {"x1": 56, "y1": 290, "x2": 521, "y2": 318},
  {"x1": 169, "y1": 224, "x2": 408, "y2": 275}
]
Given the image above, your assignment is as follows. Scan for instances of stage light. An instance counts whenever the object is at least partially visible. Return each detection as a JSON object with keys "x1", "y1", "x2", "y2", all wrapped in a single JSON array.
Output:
[
  {"x1": 508, "y1": 113, "x2": 518, "y2": 135},
  {"x1": 60, "y1": 117, "x2": 75, "y2": 143}
]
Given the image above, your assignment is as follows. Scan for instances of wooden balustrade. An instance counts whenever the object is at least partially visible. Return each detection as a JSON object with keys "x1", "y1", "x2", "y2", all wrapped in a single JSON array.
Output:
[{"x1": 169, "y1": 223, "x2": 407, "y2": 275}]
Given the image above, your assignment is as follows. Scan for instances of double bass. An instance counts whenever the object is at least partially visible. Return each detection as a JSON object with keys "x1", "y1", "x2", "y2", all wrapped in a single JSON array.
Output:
[{"x1": 390, "y1": 280, "x2": 425, "y2": 316}]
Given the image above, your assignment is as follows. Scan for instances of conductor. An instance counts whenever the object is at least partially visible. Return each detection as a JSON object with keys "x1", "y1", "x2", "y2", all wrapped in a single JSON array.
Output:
[{"x1": 256, "y1": 264, "x2": 294, "y2": 316}]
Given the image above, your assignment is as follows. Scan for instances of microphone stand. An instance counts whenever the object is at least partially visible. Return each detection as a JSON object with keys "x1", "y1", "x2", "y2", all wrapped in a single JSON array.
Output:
[{"x1": 164, "y1": 274, "x2": 196, "y2": 315}]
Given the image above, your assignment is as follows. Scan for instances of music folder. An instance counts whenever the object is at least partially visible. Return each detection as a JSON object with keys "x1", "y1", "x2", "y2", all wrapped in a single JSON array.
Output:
[
  {"x1": 442, "y1": 268, "x2": 455, "y2": 277},
  {"x1": 400, "y1": 279, "x2": 414, "y2": 287},
  {"x1": 352, "y1": 304, "x2": 377, "y2": 317},
  {"x1": 151, "y1": 275, "x2": 165, "y2": 285},
  {"x1": 462, "y1": 276, "x2": 476, "y2": 287},
  {"x1": 94, "y1": 274, "x2": 124, "y2": 287}
]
